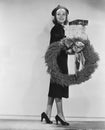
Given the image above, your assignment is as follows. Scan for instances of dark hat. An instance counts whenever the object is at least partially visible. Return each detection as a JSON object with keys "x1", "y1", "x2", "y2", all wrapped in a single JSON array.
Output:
[
  {"x1": 51, "y1": 5, "x2": 69, "y2": 16},
  {"x1": 69, "y1": 19, "x2": 88, "y2": 26}
]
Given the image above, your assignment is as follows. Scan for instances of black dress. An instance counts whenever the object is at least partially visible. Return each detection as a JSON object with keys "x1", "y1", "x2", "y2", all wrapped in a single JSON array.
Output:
[{"x1": 48, "y1": 23, "x2": 69, "y2": 98}]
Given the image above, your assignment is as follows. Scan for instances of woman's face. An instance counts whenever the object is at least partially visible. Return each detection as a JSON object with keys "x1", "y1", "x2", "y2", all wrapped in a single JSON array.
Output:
[{"x1": 56, "y1": 8, "x2": 67, "y2": 24}]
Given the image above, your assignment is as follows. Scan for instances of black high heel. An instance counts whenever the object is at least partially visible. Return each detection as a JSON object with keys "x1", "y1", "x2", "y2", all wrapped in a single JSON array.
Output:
[
  {"x1": 55, "y1": 115, "x2": 69, "y2": 126},
  {"x1": 41, "y1": 112, "x2": 53, "y2": 124}
]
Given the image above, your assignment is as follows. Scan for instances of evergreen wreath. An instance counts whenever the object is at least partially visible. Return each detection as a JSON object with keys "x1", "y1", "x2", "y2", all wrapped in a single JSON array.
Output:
[{"x1": 45, "y1": 38, "x2": 99, "y2": 86}]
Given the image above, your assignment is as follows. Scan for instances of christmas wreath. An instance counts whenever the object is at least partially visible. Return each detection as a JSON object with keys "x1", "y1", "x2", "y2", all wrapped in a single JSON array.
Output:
[{"x1": 45, "y1": 20, "x2": 99, "y2": 86}]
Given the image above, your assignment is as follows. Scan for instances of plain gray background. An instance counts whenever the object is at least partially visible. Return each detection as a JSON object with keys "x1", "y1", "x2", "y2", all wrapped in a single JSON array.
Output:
[{"x1": 0, "y1": 0, "x2": 105, "y2": 120}]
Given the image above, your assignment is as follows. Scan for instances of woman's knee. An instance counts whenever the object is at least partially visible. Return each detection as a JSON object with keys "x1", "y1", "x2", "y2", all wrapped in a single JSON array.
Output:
[
  {"x1": 55, "y1": 97, "x2": 62, "y2": 103},
  {"x1": 48, "y1": 97, "x2": 54, "y2": 104}
]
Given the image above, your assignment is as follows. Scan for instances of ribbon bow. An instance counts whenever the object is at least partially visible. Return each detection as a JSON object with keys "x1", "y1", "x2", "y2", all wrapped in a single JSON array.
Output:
[{"x1": 73, "y1": 41, "x2": 85, "y2": 75}]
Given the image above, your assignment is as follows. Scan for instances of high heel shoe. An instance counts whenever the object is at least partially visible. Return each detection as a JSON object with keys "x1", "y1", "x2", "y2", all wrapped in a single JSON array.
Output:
[
  {"x1": 41, "y1": 112, "x2": 53, "y2": 124},
  {"x1": 55, "y1": 115, "x2": 69, "y2": 126}
]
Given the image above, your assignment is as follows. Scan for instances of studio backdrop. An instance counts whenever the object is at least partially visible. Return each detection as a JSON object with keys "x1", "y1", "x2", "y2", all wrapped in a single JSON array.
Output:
[{"x1": 0, "y1": 0, "x2": 105, "y2": 120}]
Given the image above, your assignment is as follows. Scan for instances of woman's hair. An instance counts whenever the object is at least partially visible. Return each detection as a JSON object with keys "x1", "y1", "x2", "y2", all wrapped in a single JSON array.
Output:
[{"x1": 52, "y1": 13, "x2": 68, "y2": 25}]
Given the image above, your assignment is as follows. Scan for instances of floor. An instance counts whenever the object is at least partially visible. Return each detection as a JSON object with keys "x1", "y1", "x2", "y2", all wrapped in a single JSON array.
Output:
[{"x1": 0, "y1": 119, "x2": 105, "y2": 130}]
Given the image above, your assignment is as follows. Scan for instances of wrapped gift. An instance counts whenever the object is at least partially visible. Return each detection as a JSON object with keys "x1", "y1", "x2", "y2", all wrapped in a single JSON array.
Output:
[{"x1": 67, "y1": 54, "x2": 76, "y2": 75}]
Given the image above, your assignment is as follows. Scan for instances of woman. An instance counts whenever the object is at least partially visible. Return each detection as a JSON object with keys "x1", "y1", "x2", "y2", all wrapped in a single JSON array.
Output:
[{"x1": 41, "y1": 5, "x2": 69, "y2": 125}]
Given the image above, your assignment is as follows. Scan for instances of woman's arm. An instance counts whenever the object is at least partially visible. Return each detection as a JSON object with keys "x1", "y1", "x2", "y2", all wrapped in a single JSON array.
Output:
[{"x1": 50, "y1": 26, "x2": 64, "y2": 44}]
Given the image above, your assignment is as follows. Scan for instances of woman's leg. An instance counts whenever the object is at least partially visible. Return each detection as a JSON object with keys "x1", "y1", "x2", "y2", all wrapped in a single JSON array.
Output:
[
  {"x1": 55, "y1": 98, "x2": 65, "y2": 121},
  {"x1": 45, "y1": 96, "x2": 54, "y2": 119}
]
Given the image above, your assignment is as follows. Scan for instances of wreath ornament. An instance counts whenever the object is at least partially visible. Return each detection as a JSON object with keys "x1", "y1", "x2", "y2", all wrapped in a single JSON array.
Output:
[{"x1": 45, "y1": 20, "x2": 99, "y2": 86}]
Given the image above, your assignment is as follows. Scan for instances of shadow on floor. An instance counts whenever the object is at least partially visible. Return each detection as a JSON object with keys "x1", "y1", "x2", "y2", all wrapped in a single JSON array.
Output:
[{"x1": 0, "y1": 120, "x2": 105, "y2": 130}]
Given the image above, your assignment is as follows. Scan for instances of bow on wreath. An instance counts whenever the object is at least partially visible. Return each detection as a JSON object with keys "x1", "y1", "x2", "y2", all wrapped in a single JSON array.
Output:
[{"x1": 60, "y1": 38, "x2": 85, "y2": 75}]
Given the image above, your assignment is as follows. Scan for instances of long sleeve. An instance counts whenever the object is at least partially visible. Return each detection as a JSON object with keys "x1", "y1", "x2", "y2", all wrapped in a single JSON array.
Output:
[{"x1": 50, "y1": 25, "x2": 65, "y2": 44}]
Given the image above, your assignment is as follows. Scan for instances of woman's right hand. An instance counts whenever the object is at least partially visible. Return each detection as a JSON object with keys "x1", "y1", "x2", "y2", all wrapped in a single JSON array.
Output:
[{"x1": 66, "y1": 49, "x2": 72, "y2": 54}]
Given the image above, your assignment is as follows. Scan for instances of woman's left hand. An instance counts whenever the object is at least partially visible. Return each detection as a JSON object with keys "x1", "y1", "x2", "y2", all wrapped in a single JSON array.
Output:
[
  {"x1": 73, "y1": 41, "x2": 85, "y2": 53},
  {"x1": 66, "y1": 48, "x2": 72, "y2": 54}
]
